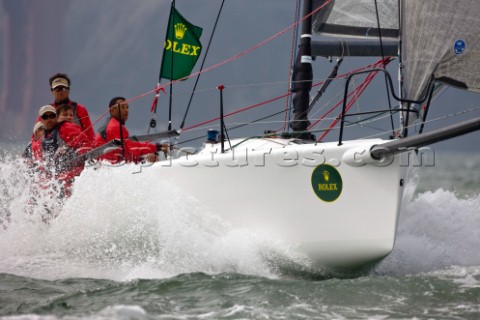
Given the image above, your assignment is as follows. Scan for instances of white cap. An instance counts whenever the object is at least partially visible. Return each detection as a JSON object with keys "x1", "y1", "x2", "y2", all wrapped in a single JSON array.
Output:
[
  {"x1": 38, "y1": 105, "x2": 57, "y2": 117},
  {"x1": 51, "y1": 77, "x2": 69, "y2": 89},
  {"x1": 32, "y1": 122, "x2": 44, "y2": 134}
]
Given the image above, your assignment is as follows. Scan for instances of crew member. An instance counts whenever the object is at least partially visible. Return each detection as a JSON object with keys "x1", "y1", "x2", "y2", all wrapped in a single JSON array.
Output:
[
  {"x1": 56, "y1": 103, "x2": 75, "y2": 124},
  {"x1": 48, "y1": 73, "x2": 95, "y2": 142},
  {"x1": 32, "y1": 105, "x2": 93, "y2": 197},
  {"x1": 95, "y1": 97, "x2": 162, "y2": 164},
  {"x1": 23, "y1": 122, "x2": 44, "y2": 159}
]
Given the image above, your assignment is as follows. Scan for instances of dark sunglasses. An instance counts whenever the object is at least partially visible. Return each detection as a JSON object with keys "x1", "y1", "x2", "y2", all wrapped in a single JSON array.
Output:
[
  {"x1": 52, "y1": 86, "x2": 69, "y2": 92},
  {"x1": 41, "y1": 113, "x2": 57, "y2": 120}
]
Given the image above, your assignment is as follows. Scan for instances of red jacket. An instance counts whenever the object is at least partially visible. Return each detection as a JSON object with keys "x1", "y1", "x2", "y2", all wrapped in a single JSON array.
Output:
[
  {"x1": 95, "y1": 117, "x2": 157, "y2": 164},
  {"x1": 36, "y1": 100, "x2": 95, "y2": 142},
  {"x1": 32, "y1": 122, "x2": 93, "y2": 182}
]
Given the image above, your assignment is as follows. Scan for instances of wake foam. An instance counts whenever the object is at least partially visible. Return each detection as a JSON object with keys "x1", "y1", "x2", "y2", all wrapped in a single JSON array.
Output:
[
  {"x1": 0, "y1": 163, "x2": 309, "y2": 281},
  {"x1": 2, "y1": 153, "x2": 478, "y2": 281},
  {"x1": 374, "y1": 189, "x2": 480, "y2": 275}
]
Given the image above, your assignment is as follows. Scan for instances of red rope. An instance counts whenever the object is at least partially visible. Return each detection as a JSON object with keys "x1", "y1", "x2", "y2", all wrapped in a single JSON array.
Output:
[
  {"x1": 315, "y1": 70, "x2": 378, "y2": 142},
  {"x1": 307, "y1": 59, "x2": 387, "y2": 130},
  {"x1": 117, "y1": 0, "x2": 334, "y2": 108},
  {"x1": 66, "y1": 1, "x2": 339, "y2": 149},
  {"x1": 183, "y1": 91, "x2": 291, "y2": 132},
  {"x1": 314, "y1": 58, "x2": 390, "y2": 141},
  {"x1": 81, "y1": 0, "x2": 334, "y2": 143},
  {"x1": 182, "y1": 58, "x2": 391, "y2": 134}
]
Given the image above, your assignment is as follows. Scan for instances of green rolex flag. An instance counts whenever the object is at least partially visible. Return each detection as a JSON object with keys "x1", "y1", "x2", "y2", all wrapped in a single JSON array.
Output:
[{"x1": 160, "y1": 7, "x2": 203, "y2": 81}]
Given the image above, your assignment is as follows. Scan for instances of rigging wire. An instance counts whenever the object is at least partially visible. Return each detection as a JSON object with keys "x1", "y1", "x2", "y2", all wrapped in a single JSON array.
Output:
[
  {"x1": 182, "y1": 89, "x2": 291, "y2": 132},
  {"x1": 133, "y1": 0, "x2": 334, "y2": 146},
  {"x1": 147, "y1": 0, "x2": 334, "y2": 98},
  {"x1": 88, "y1": 0, "x2": 334, "y2": 136},
  {"x1": 307, "y1": 58, "x2": 390, "y2": 134},
  {"x1": 179, "y1": 0, "x2": 225, "y2": 131},
  {"x1": 182, "y1": 58, "x2": 390, "y2": 134},
  {"x1": 307, "y1": 88, "x2": 344, "y2": 125},
  {"x1": 373, "y1": 0, "x2": 386, "y2": 67},
  {"x1": 317, "y1": 58, "x2": 394, "y2": 141},
  {"x1": 355, "y1": 105, "x2": 480, "y2": 141},
  {"x1": 167, "y1": 0, "x2": 177, "y2": 131},
  {"x1": 308, "y1": 58, "x2": 343, "y2": 114},
  {"x1": 83, "y1": 57, "x2": 385, "y2": 153},
  {"x1": 316, "y1": 68, "x2": 381, "y2": 142},
  {"x1": 85, "y1": 3, "x2": 407, "y2": 153},
  {"x1": 177, "y1": 101, "x2": 480, "y2": 147},
  {"x1": 148, "y1": 0, "x2": 176, "y2": 133},
  {"x1": 178, "y1": 109, "x2": 288, "y2": 145}
]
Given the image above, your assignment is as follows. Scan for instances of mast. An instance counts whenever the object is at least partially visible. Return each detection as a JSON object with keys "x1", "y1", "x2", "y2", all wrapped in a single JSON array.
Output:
[{"x1": 289, "y1": 0, "x2": 313, "y2": 139}]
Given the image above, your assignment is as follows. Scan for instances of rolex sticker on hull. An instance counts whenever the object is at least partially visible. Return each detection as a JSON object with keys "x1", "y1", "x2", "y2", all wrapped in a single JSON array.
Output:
[{"x1": 311, "y1": 164, "x2": 343, "y2": 202}]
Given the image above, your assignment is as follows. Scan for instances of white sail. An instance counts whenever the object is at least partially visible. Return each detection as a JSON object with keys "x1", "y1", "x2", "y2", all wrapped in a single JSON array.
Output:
[
  {"x1": 313, "y1": 0, "x2": 399, "y2": 39},
  {"x1": 402, "y1": 0, "x2": 480, "y2": 101}
]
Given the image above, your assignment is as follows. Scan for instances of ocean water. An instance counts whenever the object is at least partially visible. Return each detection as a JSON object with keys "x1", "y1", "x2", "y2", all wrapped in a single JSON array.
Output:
[{"x1": 0, "y1": 146, "x2": 479, "y2": 320}]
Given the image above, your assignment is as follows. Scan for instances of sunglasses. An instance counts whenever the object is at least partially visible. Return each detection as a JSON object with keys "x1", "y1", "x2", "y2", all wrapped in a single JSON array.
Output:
[
  {"x1": 52, "y1": 86, "x2": 69, "y2": 92},
  {"x1": 41, "y1": 113, "x2": 57, "y2": 120}
]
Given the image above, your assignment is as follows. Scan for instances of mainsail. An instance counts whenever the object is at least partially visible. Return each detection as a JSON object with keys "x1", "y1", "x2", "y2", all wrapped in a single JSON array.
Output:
[
  {"x1": 311, "y1": 0, "x2": 399, "y2": 56},
  {"x1": 401, "y1": 0, "x2": 480, "y2": 102},
  {"x1": 313, "y1": 0, "x2": 398, "y2": 39}
]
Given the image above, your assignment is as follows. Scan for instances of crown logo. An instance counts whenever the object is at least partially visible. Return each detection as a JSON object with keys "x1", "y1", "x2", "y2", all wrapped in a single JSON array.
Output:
[
  {"x1": 174, "y1": 23, "x2": 187, "y2": 40},
  {"x1": 322, "y1": 170, "x2": 330, "y2": 182}
]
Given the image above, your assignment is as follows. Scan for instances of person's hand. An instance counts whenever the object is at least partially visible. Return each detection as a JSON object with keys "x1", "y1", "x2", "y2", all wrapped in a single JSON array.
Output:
[
  {"x1": 145, "y1": 153, "x2": 158, "y2": 163},
  {"x1": 156, "y1": 143, "x2": 167, "y2": 152},
  {"x1": 156, "y1": 143, "x2": 172, "y2": 157}
]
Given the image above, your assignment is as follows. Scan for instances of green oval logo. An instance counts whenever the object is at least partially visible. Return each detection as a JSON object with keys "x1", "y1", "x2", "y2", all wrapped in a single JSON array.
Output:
[{"x1": 311, "y1": 164, "x2": 343, "y2": 202}]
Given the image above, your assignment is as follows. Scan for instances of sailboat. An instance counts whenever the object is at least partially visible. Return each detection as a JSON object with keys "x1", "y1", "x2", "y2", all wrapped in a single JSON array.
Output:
[{"x1": 48, "y1": 0, "x2": 480, "y2": 273}]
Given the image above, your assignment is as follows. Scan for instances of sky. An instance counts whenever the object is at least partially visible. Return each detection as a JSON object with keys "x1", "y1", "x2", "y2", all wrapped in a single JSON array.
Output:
[{"x1": 1, "y1": 0, "x2": 479, "y2": 151}]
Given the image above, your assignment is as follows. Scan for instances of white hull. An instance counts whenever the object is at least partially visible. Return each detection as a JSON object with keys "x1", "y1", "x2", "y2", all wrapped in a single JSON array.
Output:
[{"x1": 116, "y1": 138, "x2": 416, "y2": 271}]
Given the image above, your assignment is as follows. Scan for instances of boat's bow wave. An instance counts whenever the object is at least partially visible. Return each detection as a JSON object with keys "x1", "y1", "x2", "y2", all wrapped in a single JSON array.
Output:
[
  {"x1": 0, "y1": 160, "x2": 315, "y2": 281},
  {"x1": 1, "y1": 152, "x2": 479, "y2": 281},
  {"x1": 374, "y1": 189, "x2": 480, "y2": 276}
]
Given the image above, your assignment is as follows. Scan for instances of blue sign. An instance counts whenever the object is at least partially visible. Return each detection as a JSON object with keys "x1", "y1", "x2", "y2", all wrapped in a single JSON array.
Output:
[{"x1": 454, "y1": 40, "x2": 466, "y2": 54}]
